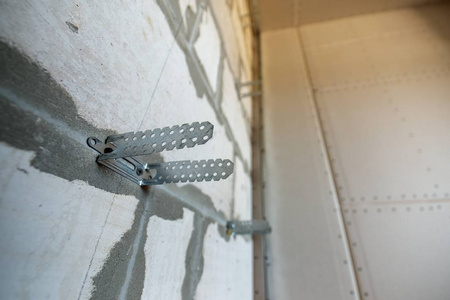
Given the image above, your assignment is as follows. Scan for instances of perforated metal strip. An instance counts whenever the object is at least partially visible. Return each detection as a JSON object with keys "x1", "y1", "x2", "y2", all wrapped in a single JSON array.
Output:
[
  {"x1": 98, "y1": 121, "x2": 214, "y2": 161},
  {"x1": 142, "y1": 159, "x2": 234, "y2": 185}
]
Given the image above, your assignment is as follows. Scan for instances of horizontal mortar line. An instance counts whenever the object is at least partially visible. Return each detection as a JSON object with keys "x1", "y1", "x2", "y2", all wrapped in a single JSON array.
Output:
[
  {"x1": 0, "y1": 87, "x2": 86, "y2": 144},
  {"x1": 155, "y1": 185, "x2": 227, "y2": 226},
  {"x1": 0, "y1": 87, "x2": 230, "y2": 221},
  {"x1": 342, "y1": 198, "x2": 450, "y2": 207},
  {"x1": 312, "y1": 67, "x2": 450, "y2": 92}
]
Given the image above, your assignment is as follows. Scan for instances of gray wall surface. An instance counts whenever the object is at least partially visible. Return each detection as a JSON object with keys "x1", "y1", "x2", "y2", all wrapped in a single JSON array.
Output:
[{"x1": 0, "y1": 0, "x2": 254, "y2": 299}]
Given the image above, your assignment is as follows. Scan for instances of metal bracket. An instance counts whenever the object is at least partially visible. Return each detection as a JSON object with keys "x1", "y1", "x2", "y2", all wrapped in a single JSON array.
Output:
[
  {"x1": 87, "y1": 121, "x2": 234, "y2": 186},
  {"x1": 236, "y1": 80, "x2": 262, "y2": 99},
  {"x1": 226, "y1": 220, "x2": 271, "y2": 236}
]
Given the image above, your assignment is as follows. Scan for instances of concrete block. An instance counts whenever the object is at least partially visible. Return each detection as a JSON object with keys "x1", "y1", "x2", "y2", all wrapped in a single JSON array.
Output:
[
  {"x1": 0, "y1": 143, "x2": 138, "y2": 299},
  {"x1": 210, "y1": 0, "x2": 241, "y2": 78},
  {"x1": 196, "y1": 223, "x2": 253, "y2": 300},
  {"x1": 221, "y1": 61, "x2": 252, "y2": 167},
  {"x1": 238, "y1": 64, "x2": 253, "y2": 127},
  {"x1": 0, "y1": 0, "x2": 187, "y2": 133},
  {"x1": 142, "y1": 209, "x2": 194, "y2": 300},
  {"x1": 230, "y1": 1, "x2": 251, "y2": 78},
  {"x1": 233, "y1": 157, "x2": 252, "y2": 220},
  {"x1": 194, "y1": 7, "x2": 222, "y2": 91}
]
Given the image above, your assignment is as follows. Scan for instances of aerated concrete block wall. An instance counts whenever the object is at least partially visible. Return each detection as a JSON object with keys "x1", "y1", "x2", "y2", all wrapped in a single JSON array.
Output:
[{"x1": 0, "y1": 0, "x2": 254, "y2": 299}]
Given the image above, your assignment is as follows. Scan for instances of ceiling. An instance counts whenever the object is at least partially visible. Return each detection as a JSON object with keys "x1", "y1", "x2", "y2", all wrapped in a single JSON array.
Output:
[{"x1": 257, "y1": 0, "x2": 446, "y2": 31}]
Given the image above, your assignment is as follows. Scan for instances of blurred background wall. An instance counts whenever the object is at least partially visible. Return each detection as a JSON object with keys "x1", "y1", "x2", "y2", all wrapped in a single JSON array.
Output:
[{"x1": 261, "y1": 1, "x2": 450, "y2": 299}]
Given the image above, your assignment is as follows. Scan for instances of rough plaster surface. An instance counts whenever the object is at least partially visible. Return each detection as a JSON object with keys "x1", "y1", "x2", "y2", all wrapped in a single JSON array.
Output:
[{"x1": 0, "y1": 0, "x2": 253, "y2": 299}]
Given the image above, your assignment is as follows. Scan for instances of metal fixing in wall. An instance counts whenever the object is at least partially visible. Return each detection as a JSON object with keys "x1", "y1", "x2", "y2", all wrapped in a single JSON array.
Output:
[
  {"x1": 87, "y1": 121, "x2": 234, "y2": 186},
  {"x1": 226, "y1": 220, "x2": 271, "y2": 236},
  {"x1": 236, "y1": 80, "x2": 262, "y2": 99}
]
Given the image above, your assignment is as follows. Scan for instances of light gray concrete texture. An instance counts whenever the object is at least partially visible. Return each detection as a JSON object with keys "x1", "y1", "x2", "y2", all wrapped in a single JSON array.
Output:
[{"x1": 0, "y1": 0, "x2": 253, "y2": 299}]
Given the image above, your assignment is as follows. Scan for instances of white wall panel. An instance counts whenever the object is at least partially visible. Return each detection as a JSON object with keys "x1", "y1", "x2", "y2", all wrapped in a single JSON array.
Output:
[
  {"x1": 262, "y1": 2, "x2": 450, "y2": 299},
  {"x1": 261, "y1": 28, "x2": 358, "y2": 300},
  {"x1": 259, "y1": 0, "x2": 444, "y2": 30},
  {"x1": 298, "y1": 2, "x2": 450, "y2": 299}
]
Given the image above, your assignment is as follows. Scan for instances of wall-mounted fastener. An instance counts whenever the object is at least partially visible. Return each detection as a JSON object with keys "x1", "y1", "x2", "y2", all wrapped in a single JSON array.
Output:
[
  {"x1": 226, "y1": 220, "x2": 271, "y2": 236},
  {"x1": 87, "y1": 121, "x2": 234, "y2": 186},
  {"x1": 236, "y1": 80, "x2": 262, "y2": 99}
]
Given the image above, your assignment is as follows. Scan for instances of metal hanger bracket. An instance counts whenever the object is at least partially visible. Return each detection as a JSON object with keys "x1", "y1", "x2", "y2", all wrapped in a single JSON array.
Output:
[{"x1": 87, "y1": 121, "x2": 234, "y2": 186}]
